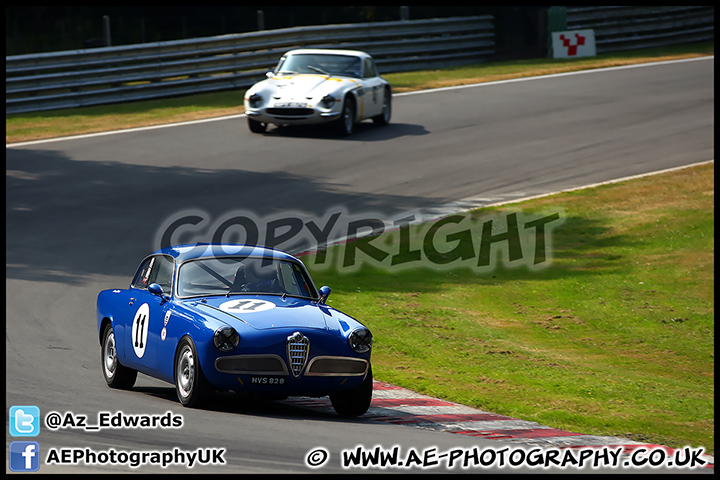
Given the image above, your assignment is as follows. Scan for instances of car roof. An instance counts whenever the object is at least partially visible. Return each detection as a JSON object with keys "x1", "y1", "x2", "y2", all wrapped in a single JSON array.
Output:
[
  {"x1": 283, "y1": 48, "x2": 372, "y2": 59},
  {"x1": 152, "y1": 243, "x2": 299, "y2": 263}
]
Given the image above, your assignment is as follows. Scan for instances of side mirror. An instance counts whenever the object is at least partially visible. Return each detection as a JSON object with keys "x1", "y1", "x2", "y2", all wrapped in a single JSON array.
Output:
[
  {"x1": 318, "y1": 286, "x2": 331, "y2": 304},
  {"x1": 148, "y1": 283, "x2": 165, "y2": 297}
]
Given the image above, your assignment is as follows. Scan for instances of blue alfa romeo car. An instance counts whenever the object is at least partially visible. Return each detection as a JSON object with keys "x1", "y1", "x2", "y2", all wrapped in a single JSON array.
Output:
[{"x1": 97, "y1": 244, "x2": 373, "y2": 416}]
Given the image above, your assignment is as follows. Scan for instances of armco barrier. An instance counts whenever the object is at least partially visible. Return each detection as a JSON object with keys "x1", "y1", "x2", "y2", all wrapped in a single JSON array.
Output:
[
  {"x1": 565, "y1": 6, "x2": 714, "y2": 53},
  {"x1": 6, "y1": 7, "x2": 714, "y2": 115},
  {"x1": 6, "y1": 16, "x2": 495, "y2": 114}
]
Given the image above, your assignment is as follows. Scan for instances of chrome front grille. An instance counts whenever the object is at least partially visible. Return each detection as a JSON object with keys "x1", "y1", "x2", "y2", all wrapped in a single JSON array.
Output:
[
  {"x1": 215, "y1": 355, "x2": 288, "y2": 375},
  {"x1": 287, "y1": 332, "x2": 309, "y2": 378},
  {"x1": 267, "y1": 108, "x2": 314, "y2": 116},
  {"x1": 305, "y1": 356, "x2": 368, "y2": 376}
]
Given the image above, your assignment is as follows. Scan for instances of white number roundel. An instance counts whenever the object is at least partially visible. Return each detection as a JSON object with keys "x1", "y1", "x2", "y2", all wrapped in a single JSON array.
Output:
[
  {"x1": 219, "y1": 299, "x2": 275, "y2": 313},
  {"x1": 132, "y1": 303, "x2": 150, "y2": 358}
]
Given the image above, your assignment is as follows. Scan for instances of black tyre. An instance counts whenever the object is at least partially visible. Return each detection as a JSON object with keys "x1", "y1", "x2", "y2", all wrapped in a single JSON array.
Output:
[
  {"x1": 174, "y1": 336, "x2": 211, "y2": 408},
  {"x1": 329, "y1": 367, "x2": 373, "y2": 417},
  {"x1": 248, "y1": 118, "x2": 267, "y2": 133},
  {"x1": 373, "y1": 88, "x2": 391, "y2": 126},
  {"x1": 101, "y1": 323, "x2": 137, "y2": 390},
  {"x1": 334, "y1": 97, "x2": 355, "y2": 136}
]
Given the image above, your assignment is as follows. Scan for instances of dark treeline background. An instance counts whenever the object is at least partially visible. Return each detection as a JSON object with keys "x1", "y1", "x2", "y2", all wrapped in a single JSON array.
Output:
[{"x1": 6, "y1": 6, "x2": 547, "y2": 57}]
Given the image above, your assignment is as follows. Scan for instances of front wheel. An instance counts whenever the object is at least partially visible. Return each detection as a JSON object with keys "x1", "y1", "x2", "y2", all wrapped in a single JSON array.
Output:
[
  {"x1": 333, "y1": 97, "x2": 355, "y2": 136},
  {"x1": 329, "y1": 367, "x2": 373, "y2": 417},
  {"x1": 373, "y1": 88, "x2": 391, "y2": 126},
  {"x1": 174, "y1": 337, "x2": 211, "y2": 408},
  {"x1": 248, "y1": 118, "x2": 267, "y2": 133},
  {"x1": 101, "y1": 323, "x2": 137, "y2": 390}
]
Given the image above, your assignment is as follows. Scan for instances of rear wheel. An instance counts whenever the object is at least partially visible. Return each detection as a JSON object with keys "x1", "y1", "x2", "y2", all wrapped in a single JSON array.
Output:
[
  {"x1": 101, "y1": 323, "x2": 137, "y2": 390},
  {"x1": 175, "y1": 337, "x2": 211, "y2": 408},
  {"x1": 329, "y1": 367, "x2": 373, "y2": 417}
]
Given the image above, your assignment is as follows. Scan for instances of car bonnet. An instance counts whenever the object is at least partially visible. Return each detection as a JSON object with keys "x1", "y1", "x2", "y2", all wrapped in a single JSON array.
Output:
[
  {"x1": 189, "y1": 295, "x2": 328, "y2": 330},
  {"x1": 266, "y1": 74, "x2": 356, "y2": 97}
]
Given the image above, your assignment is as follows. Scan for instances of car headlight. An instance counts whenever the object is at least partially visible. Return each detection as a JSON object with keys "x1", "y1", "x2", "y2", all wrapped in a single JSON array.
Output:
[
  {"x1": 348, "y1": 327, "x2": 372, "y2": 353},
  {"x1": 214, "y1": 326, "x2": 240, "y2": 352},
  {"x1": 248, "y1": 93, "x2": 263, "y2": 108},
  {"x1": 319, "y1": 94, "x2": 336, "y2": 109}
]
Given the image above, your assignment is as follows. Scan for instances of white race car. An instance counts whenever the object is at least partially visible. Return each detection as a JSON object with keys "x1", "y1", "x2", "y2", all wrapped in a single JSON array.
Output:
[{"x1": 244, "y1": 49, "x2": 392, "y2": 136}]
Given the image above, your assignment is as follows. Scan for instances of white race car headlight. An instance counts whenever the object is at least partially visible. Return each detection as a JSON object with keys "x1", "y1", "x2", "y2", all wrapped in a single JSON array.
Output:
[
  {"x1": 319, "y1": 94, "x2": 337, "y2": 109},
  {"x1": 348, "y1": 327, "x2": 372, "y2": 354},
  {"x1": 214, "y1": 326, "x2": 240, "y2": 352},
  {"x1": 248, "y1": 93, "x2": 263, "y2": 109}
]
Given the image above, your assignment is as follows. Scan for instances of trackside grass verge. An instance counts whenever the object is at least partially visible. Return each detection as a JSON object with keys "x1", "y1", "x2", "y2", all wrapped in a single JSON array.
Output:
[
  {"x1": 304, "y1": 163, "x2": 714, "y2": 455},
  {"x1": 5, "y1": 42, "x2": 713, "y2": 144}
]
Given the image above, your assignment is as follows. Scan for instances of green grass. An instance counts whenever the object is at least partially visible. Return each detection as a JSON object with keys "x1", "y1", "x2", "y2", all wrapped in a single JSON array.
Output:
[
  {"x1": 305, "y1": 163, "x2": 714, "y2": 454},
  {"x1": 5, "y1": 90, "x2": 247, "y2": 143},
  {"x1": 6, "y1": 41, "x2": 713, "y2": 143}
]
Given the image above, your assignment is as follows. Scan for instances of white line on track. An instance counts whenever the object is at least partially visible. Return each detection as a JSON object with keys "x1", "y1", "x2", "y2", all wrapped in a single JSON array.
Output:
[
  {"x1": 445, "y1": 159, "x2": 715, "y2": 211},
  {"x1": 394, "y1": 55, "x2": 713, "y2": 97},
  {"x1": 6, "y1": 56, "x2": 713, "y2": 149},
  {"x1": 291, "y1": 159, "x2": 713, "y2": 257}
]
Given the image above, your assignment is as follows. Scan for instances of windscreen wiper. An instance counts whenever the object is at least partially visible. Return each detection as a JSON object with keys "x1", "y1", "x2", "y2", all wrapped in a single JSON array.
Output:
[{"x1": 308, "y1": 65, "x2": 332, "y2": 77}]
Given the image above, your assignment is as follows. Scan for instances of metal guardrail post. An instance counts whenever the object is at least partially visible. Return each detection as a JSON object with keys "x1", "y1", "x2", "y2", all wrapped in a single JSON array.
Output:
[
  {"x1": 546, "y1": 6, "x2": 567, "y2": 57},
  {"x1": 103, "y1": 15, "x2": 112, "y2": 47}
]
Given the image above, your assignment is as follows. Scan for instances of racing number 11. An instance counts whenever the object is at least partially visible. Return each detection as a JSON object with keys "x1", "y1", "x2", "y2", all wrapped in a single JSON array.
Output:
[
  {"x1": 228, "y1": 300, "x2": 266, "y2": 311},
  {"x1": 132, "y1": 303, "x2": 150, "y2": 358},
  {"x1": 134, "y1": 314, "x2": 146, "y2": 348},
  {"x1": 219, "y1": 299, "x2": 275, "y2": 314}
]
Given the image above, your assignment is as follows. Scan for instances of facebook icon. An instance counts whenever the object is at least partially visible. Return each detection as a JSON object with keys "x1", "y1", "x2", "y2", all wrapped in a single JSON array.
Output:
[{"x1": 9, "y1": 441, "x2": 41, "y2": 472}]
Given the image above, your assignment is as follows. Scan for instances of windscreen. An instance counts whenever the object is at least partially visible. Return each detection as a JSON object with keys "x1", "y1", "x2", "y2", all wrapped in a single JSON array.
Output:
[
  {"x1": 177, "y1": 257, "x2": 317, "y2": 299},
  {"x1": 276, "y1": 53, "x2": 362, "y2": 78}
]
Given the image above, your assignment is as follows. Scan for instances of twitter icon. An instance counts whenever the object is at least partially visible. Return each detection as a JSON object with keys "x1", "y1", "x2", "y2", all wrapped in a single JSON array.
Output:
[{"x1": 9, "y1": 406, "x2": 40, "y2": 437}]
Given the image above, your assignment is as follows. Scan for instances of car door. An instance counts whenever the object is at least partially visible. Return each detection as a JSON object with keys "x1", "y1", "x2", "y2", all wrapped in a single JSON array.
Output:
[
  {"x1": 361, "y1": 57, "x2": 384, "y2": 119},
  {"x1": 123, "y1": 254, "x2": 174, "y2": 373}
]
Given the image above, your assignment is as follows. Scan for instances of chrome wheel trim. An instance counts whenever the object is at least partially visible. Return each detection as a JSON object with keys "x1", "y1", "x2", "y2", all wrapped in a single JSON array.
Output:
[
  {"x1": 382, "y1": 92, "x2": 391, "y2": 122},
  {"x1": 342, "y1": 102, "x2": 353, "y2": 134},
  {"x1": 176, "y1": 345, "x2": 195, "y2": 399},
  {"x1": 103, "y1": 331, "x2": 118, "y2": 379}
]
